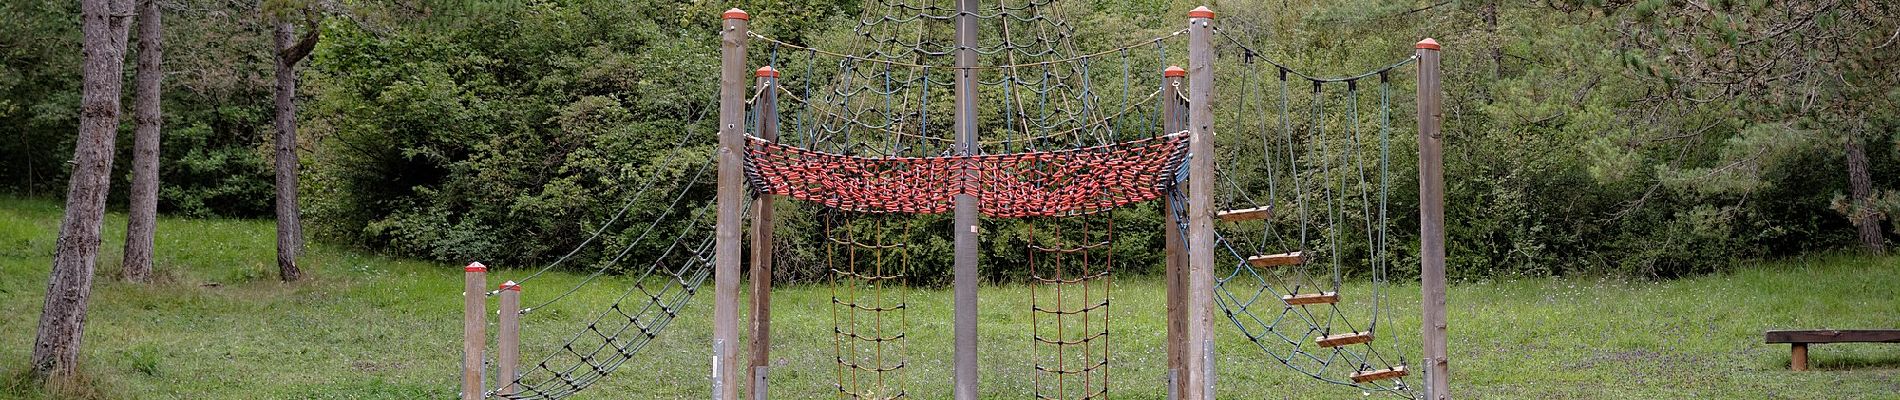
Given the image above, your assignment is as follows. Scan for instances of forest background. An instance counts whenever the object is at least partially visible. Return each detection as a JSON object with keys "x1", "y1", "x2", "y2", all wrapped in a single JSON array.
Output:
[{"x1": 3, "y1": 0, "x2": 1896, "y2": 283}]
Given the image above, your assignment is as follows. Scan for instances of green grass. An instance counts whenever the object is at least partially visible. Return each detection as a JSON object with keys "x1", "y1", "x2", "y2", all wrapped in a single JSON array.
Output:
[{"x1": 1, "y1": 196, "x2": 1897, "y2": 399}]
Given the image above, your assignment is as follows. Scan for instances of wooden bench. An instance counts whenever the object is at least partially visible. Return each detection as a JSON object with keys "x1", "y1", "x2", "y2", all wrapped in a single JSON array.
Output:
[{"x1": 1764, "y1": 329, "x2": 1900, "y2": 371}]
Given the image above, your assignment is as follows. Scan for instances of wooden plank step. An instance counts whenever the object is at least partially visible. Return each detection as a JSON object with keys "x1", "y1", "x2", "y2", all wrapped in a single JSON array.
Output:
[
  {"x1": 1281, "y1": 291, "x2": 1338, "y2": 306},
  {"x1": 1315, "y1": 331, "x2": 1374, "y2": 348},
  {"x1": 1350, "y1": 366, "x2": 1407, "y2": 383},
  {"x1": 1246, "y1": 251, "x2": 1303, "y2": 268},
  {"x1": 1217, "y1": 206, "x2": 1273, "y2": 222}
]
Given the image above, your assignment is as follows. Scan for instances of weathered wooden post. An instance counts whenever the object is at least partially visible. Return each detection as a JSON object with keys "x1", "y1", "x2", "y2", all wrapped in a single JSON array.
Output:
[
  {"x1": 1790, "y1": 343, "x2": 1808, "y2": 371},
  {"x1": 715, "y1": 8, "x2": 751, "y2": 400},
  {"x1": 462, "y1": 262, "x2": 487, "y2": 399},
  {"x1": 1414, "y1": 37, "x2": 1449, "y2": 400},
  {"x1": 1183, "y1": 6, "x2": 1217, "y2": 400},
  {"x1": 1161, "y1": 65, "x2": 1189, "y2": 400},
  {"x1": 497, "y1": 281, "x2": 522, "y2": 396},
  {"x1": 952, "y1": 0, "x2": 981, "y2": 398},
  {"x1": 748, "y1": 65, "x2": 780, "y2": 400}
]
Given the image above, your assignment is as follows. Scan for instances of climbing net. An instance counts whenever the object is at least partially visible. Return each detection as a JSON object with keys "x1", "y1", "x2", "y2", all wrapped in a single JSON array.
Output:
[
  {"x1": 746, "y1": 0, "x2": 1187, "y2": 158},
  {"x1": 1027, "y1": 213, "x2": 1114, "y2": 399},
  {"x1": 1198, "y1": 26, "x2": 1421, "y2": 398},
  {"x1": 484, "y1": 104, "x2": 723, "y2": 399},
  {"x1": 822, "y1": 211, "x2": 915, "y2": 399},
  {"x1": 739, "y1": 0, "x2": 1188, "y2": 397}
]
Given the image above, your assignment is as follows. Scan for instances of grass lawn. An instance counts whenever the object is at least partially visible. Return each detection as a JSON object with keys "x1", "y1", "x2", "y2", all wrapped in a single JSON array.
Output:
[{"x1": 1, "y1": 196, "x2": 1897, "y2": 399}]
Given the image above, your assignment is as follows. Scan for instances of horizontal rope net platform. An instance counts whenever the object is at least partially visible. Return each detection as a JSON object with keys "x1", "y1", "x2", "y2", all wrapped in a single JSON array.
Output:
[{"x1": 745, "y1": 132, "x2": 1188, "y2": 217}]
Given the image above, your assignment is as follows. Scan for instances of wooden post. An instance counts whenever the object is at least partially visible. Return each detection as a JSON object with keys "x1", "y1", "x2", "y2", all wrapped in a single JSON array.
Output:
[
  {"x1": 462, "y1": 262, "x2": 487, "y2": 399},
  {"x1": 497, "y1": 281, "x2": 522, "y2": 396},
  {"x1": 1161, "y1": 65, "x2": 1188, "y2": 400},
  {"x1": 952, "y1": 0, "x2": 981, "y2": 398},
  {"x1": 1791, "y1": 343, "x2": 1808, "y2": 371},
  {"x1": 748, "y1": 66, "x2": 780, "y2": 400},
  {"x1": 1183, "y1": 7, "x2": 1217, "y2": 400},
  {"x1": 1415, "y1": 38, "x2": 1450, "y2": 400},
  {"x1": 715, "y1": 9, "x2": 750, "y2": 400}
]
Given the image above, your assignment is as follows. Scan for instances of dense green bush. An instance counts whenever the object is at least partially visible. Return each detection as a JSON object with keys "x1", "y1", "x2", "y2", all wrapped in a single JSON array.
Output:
[{"x1": 302, "y1": 0, "x2": 852, "y2": 270}]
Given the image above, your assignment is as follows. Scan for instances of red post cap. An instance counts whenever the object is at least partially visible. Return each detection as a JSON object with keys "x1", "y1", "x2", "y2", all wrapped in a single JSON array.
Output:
[
  {"x1": 1188, "y1": 6, "x2": 1215, "y2": 19},
  {"x1": 723, "y1": 8, "x2": 750, "y2": 20},
  {"x1": 498, "y1": 281, "x2": 521, "y2": 291},
  {"x1": 756, "y1": 66, "x2": 779, "y2": 78},
  {"x1": 1416, "y1": 38, "x2": 1440, "y2": 50},
  {"x1": 1163, "y1": 66, "x2": 1186, "y2": 78},
  {"x1": 465, "y1": 262, "x2": 487, "y2": 272}
]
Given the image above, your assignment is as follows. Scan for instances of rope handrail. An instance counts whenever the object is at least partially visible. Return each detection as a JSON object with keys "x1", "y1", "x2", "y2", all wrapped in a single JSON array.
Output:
[
  {"x1": 777, "y1": 83, "x2": 1164, "y2": 147},
  {"x1": 1211, "y1": 26, "x2": 1419, "y2": 83},
  {"x1": 748, "y1": 29, "x2": 1185, "y2": 71},
  {"x1": 498, "y1": 99, "x2": 715, "y2": 289}
]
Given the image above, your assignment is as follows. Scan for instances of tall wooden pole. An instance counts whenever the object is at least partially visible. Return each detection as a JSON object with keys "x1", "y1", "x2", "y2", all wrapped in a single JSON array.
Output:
[
  {"x1": 1183, "y1": 6, "x2": 1217, "y2": 400},
  {"x1": 951, "y1": 0, "x2": 981, "y2": 397},
  {"x1": 461, "y1": 262, "x2": 487, "y2": 399},
  {"x1": 1415, "y1": 38, "x2": 1449, "y2": 400},
  {"x1": 1160, "y1": 65, "x2": 1188, "y2": 400},
  {"x1": 715, "y1": 9, "x2": 750, "y2": 400},
  {"x1": 497, "y1": 281, "x2": 522, "y2": 397},
  {"x1": 748, "y1": 66, "x2": 780, "y2": 400}
]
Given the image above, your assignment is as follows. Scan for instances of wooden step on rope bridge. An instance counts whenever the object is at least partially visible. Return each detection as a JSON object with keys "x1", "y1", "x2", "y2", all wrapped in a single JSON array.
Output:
[
  {"x1": 1216, "y1": 205, "x2": 1273, "y2": 222},
  {"x1": 1246, "y1": 251, "x2": 1304, "y2": 268},
  {"x1": 1765, "y1": 329, "x2": 1900, "y2": 371}
]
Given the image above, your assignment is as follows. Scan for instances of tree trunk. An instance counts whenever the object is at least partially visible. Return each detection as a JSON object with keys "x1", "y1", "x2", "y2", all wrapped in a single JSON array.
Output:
[
  {"x1": 122, "y1": 0, "x2": 163, "y2": 283},
  {"x1": 32, "y1": 0, "x2": 134, "y2": 380},
  {"x1": 273, "y1": 22, "x2": 307, "y2": 282},
  {"x1": 1846, "y1": 138, "x2": 1885, "y2": 254}
]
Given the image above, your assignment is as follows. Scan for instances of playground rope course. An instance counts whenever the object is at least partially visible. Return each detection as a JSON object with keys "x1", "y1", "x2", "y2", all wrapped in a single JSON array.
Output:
[{"x1": 462, "y1": 1, "x2": 1450, "y2": 399}]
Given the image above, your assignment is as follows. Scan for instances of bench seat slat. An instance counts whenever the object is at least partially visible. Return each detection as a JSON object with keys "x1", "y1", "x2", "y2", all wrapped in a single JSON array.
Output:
[{"x1": 1764, "y1": 329, "x2": 1900, "y2": 344}]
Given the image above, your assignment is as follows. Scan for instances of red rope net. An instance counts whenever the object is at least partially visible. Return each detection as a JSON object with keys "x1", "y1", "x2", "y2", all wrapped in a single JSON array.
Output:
[{"x1": 746, "y1": 133, "x2": 1187, "y2": 218}]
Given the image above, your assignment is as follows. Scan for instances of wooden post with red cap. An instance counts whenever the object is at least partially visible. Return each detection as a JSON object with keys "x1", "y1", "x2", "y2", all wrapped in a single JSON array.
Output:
[
  {"x1": 715, "y1": 8, "x2": 750, "y2": 400},
  {"x1": 497, "y1": 281, "x2": 522, "y2": 396},
  {"x1": 1184, "y1": 6, "x2": 1217, "y2": 400},
  {"x1": 1161, "y1": 64, "x2": 1189, "y2": 400},
  {"x1": 1414, "y1": 37, "x2": 1450, "y2": 400},
  {"x1": 461, "y1": 262, "x2": 487, "y2": 399},
  {"x1": 748, "y1": 65, "x2": 779, "y2": 400}
]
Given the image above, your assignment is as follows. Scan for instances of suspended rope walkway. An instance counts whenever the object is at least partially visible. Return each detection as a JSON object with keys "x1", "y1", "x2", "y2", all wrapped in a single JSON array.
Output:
[{"x1": 1193, "y1": 26, "x2": 1423, "y2": 397}]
